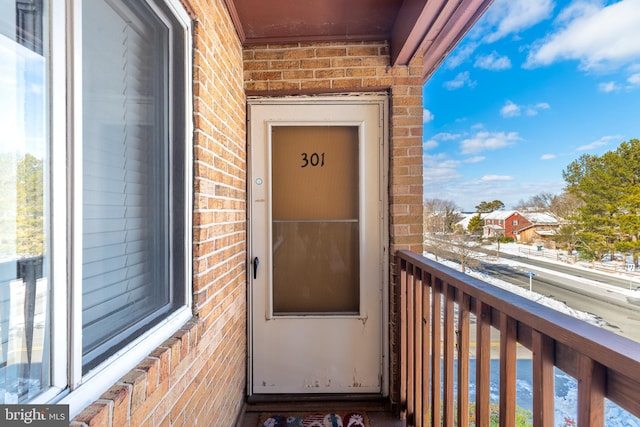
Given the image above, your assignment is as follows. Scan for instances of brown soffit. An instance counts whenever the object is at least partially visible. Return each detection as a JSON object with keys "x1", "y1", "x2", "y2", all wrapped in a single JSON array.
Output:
[{"x1": 224, "y1": 0, "x2": 494, "y2": 82}]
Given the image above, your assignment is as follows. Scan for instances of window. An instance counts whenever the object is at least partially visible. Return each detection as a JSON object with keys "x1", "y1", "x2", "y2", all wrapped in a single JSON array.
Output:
[
  {"x1": 0, "y1": 0, "x2": 50, "y2": 403},
  {"x1": 513, "y1": 220, "x2": 519, "y2": 226},
  {"x1": 0, "y1": 0, "x2": 192, "y2": 411}
]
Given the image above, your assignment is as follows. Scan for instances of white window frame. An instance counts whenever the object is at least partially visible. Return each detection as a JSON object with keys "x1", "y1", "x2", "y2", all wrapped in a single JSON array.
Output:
[{"x1": 36, "y1": 0, "x2": 193, "y2": 417}]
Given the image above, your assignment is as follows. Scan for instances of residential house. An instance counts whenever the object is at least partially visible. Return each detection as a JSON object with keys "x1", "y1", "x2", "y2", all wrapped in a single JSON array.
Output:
[
  {"x1": 482, "y1": 210, "x2": 529, "y2": 240},
  {"x1": 3, "y1": 1, "x2": 639, "y2": 427},
  {"x1": 514, "y1": 212, "x2": 562, "y2": 246}
]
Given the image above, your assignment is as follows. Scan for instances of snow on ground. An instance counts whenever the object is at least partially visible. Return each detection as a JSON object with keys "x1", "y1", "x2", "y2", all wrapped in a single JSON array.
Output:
[
  {"x1": 424, "y1": 241, "x2": 640, "y2": 425},
  {"x1": 495, "y1": 242, "x2": 640, "y2": 291},
  {"x1": 423, "y1": 246, "x2": 607, "y2": 327}
]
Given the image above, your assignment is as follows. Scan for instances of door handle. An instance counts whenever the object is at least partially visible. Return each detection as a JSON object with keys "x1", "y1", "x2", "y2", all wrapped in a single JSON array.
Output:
[{"x1": 253, "y1": 257, "x2": 259, "y2": 280}]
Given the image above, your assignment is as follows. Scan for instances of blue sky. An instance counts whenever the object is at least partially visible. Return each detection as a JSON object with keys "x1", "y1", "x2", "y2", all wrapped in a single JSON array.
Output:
[{"x1": 423, "y1": 0, "x2": 640, "y2": 212}]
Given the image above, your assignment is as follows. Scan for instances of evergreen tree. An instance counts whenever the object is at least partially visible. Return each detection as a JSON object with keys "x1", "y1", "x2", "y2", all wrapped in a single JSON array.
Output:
[
  {"x1": 467, "y1": 214, "x2": 484, "y2": 234},
  {"x1": 563, "y1": 139, "x2": 640, "y2": 263},
  {"x1": 16, "y1": 153, "x2": 45, "y2": 257},
  {"x1": 614, "y1": 139, "x2": 640, "y2": 265},
  {"x1": 475, "y1": 200, "x2": 504, "y2": 213}
]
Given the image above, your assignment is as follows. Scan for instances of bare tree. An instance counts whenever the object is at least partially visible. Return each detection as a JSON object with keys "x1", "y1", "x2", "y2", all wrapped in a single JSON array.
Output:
[
  {"x1": 513, "y1": 191, "x2": 581, "y2": 219},
  {"x1": 549, "y1": 192, "x2": 582, "y2": 219},
  {"x1": 449, "y1": 234, "x2": 480, "y2": 273},
  {"x1": 424, "y1": 198, "x2": 461, "y2": 235},
  {"x1": 424, "y1": 237, "x2": 445, "y2": 262},
  {"x1": 425, "y1": 231, "x2": 480, "y2": 273},
  {"x1": 514, "y1": 192, "x2": 554, "y2": 212}
]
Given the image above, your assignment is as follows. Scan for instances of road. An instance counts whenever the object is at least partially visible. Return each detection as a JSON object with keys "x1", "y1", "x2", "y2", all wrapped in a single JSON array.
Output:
[
  {"x1": 477, "y1": 256, "x2": 640, "y2": 343},
  {"x1": 484, "y1": 247, "x2": 637, "y2": 289}
]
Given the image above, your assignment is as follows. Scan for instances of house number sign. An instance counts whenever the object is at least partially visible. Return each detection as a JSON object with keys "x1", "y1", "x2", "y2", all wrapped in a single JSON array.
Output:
[
  {"x1": 272, "y1": 126, "x2": 358, "y2": 220},
  {"x1": 300, "y1": 152, "x2": 325, "y2": 168}
]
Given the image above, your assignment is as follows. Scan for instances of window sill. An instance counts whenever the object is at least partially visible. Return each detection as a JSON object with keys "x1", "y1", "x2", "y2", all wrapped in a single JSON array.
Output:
[{"x1": 61, "y1": 307, "x2": 195, "y2": 419}]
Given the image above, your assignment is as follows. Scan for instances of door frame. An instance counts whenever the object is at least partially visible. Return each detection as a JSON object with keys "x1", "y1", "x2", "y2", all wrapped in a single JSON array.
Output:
[{"x1": 246, "y1": 94, "x2": 390, "y2": 397}]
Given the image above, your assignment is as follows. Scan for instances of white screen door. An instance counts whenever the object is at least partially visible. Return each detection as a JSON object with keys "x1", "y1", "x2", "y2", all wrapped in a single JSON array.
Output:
[{"x1": 249, "y1": 96, "x2": 387, "y2": 394}]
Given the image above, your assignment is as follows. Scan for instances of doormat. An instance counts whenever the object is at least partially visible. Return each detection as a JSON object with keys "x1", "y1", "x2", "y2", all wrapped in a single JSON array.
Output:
[{"x1": 258, "y1": 411, "x2": 369, "y2": 427}]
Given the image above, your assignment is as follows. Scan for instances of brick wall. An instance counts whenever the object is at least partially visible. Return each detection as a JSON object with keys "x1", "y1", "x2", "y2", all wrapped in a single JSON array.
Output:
[
  {"x1": 71, "y1": 0, "x2": 248, "y2": 425},
  {"x1": 244, "y1": 41, "x2": 425, "y2": 408},
  {"x1": 244, "y1": 41, "x2": 424, "y2": 253},
  {"x1": 71, "y1": 22, "x2": 424, "y2": 427}
]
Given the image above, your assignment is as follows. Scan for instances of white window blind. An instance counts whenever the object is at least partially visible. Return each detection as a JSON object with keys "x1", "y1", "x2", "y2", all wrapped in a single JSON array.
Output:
[{"x1": 82, "y1": 0, "x2": 170, "y2": 370}]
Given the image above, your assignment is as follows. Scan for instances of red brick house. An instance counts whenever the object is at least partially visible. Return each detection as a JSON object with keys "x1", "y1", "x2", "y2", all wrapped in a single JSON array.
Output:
[
  {"x1": 2, "y1": 0, "x2": 493, "y2": 425},
  {"x1": 482, "y1": 210, "x2": 531, "y2": 240},
  {"x1": 482, "y1": 210, "x2": 561, "y2": 243}
]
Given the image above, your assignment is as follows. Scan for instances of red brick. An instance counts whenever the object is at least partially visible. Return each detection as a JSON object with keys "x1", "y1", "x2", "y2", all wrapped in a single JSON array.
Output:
[
  {"x1": 136, "y1": 358, "x2": 159, "y2": 397},
  {"x1": 73, "y1": 402, "x2": 111, "y2": 427},
  {"x1": 120, "y1": 369, "x2": 147, "y2": 413}
]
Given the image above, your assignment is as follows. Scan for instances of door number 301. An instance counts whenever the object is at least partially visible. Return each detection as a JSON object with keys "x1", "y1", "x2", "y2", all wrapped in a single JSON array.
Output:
[{"x1": 300, "y1": 152, "x2": 325, "y2": 168}]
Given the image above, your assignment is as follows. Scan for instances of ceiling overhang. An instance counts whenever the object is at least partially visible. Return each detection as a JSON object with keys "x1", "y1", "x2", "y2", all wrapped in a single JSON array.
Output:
[{"x1": 224, "y1": 0, "x2": 493, "y2": 82}]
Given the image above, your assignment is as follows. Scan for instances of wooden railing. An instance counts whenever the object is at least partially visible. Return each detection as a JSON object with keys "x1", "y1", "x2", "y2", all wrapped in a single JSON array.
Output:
[{"x1": 396, "y1": 250, "x2": 640, "y2": 426}]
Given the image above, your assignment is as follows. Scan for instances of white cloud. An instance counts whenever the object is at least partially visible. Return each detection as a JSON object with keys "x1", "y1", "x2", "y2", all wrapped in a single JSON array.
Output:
[
  {"x1": 500, "y1": 100, "x2": 521, "y2": 117},
  {"x1": 433, "y1": 132, "x2": 462, "y2": 141},
  {"x1": 501, "y1": 100, "x2": 550, "y2": 117},
  {"x1": 423, "y1": 167, "x2": 462, "y2": 186},
  {"x1": 481, "y1": 0, "x2": 555, "y2": 43},
  {"x1": 460, "y1": 131, "x2": 521, "y2": 154},
  {"x1": 464, "y1": 156, "x2": 486, "y2": 163},
  {"x1": 439, "y1": 159, "x2": 462, "y2": 169},
  {"x1": 541, "y1": 153, "x2": 556, "y2": 160},
  {"x1": 423, "y1": 154, "x2": 462, "y2": 185},
  {"x1": 443, "y1": 71, "x2": 476, "y2": 90},
  {"x1": 479, "y1": 174, "x2": 514, "y2": 182},
  {"x1": 445, "y1": 42, "x2": 478, "y2": 69},
  {"x1": 628, "y1": 73, "x2": 640, "y2": 86},
  {"x1": 423, "y1": 108, "x2": 434, "y2": 123},
  {"x1": 425, "y1": 178, "x2": 566, "y2": 212},
  {"x1": 425, "y1": 132, "x2": 461, "y2": 151},
  {"x1": 474, "y1": 51, "x2": 512, "y2": 70},
  {"x1": 525, "y1": 0, "x2": 640, "y2": 70},
  {"x1": 576, "y1": 135, "x2": 623, "y2": 151},
  {"x1": 423, "y1": 139, "x2": 439, "y2": 150},
  {"x1": 576, "y1": 140, "x2": 608, "y2": 151},
  {"x1": 425, "y1": 152, "x2": 448, "y2": 161},
  {"x1": 597, "y1": 73, "x2": 640, "y2": 92},
  {"x1": 599, "y1": 81, "x2": 620, "y2": 92}
]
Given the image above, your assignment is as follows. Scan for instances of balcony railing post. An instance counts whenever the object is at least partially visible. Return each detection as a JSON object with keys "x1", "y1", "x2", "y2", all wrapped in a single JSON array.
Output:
[
  {"x1": 398, "y1": 257, "x2": 408, "y2": 421},
  {"x1": 499, "y1": 312, "x2": 517, "y2": 427},
  {"x1": 431, "y1": 277, "x2": 442, "y2": 426},
  {"x1": 407, "y1": 264, "x2": 415, "y2": 425},
  {"x1": 395, "y1": 250, "x2": 640, "y2": 427},
  {"x1": 577, "y1": 354, "x2": 605, "y2": 426},
  {"x1": 475, "y1": 301, "x2": 491, "y2": 427},
  {"x1": 532, "y1": 330, "x2": 554, "y2": 426},
  {"x1": 456, "y1": 291, "x2": 471, "y2": 427},
  {"x1": 413, "y1": 269, "x2": 423, "y2": 427},
  {"x1": 443, "y1": 283, "x2": 455, "y2": 426},
  {"x1": 422, "y1": 270, "x2": 432, "y2": 427}
]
